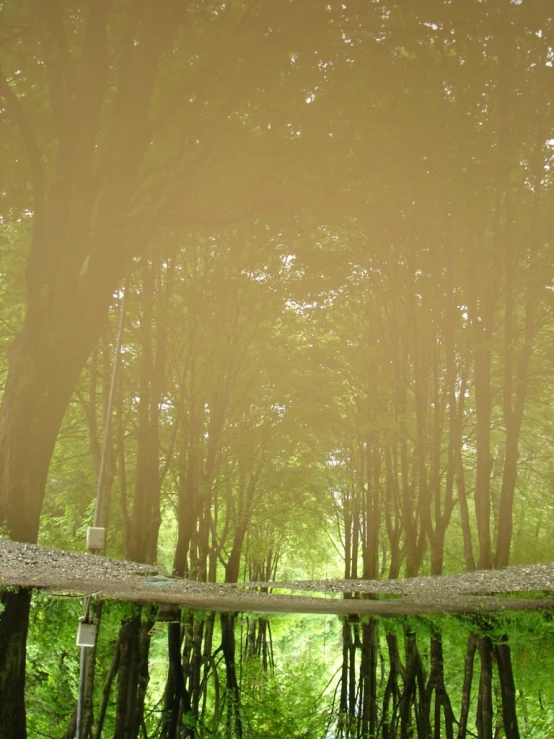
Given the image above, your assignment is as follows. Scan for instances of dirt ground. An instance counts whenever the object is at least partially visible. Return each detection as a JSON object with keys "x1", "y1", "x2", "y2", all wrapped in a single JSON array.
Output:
[{"x1": 1, "y1": 539, "x2": 554, "y2": 617}]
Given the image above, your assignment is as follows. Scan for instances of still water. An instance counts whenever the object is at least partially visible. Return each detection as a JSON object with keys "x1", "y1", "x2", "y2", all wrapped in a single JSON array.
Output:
[{"x1": 24, "y1": 594, "x2": 553, "y2": 738}]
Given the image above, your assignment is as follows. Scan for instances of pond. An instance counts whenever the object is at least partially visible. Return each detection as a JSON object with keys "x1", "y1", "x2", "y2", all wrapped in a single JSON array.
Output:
[{"x1": 23, "y1": 593, "x2": 554, "y2": 738}]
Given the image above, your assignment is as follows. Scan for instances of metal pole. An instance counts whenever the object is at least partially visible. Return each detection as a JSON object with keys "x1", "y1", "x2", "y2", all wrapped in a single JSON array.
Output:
[
  {"x1": 76, "y1": 290, "x2": 126, "y2": 739},
  {"x1": 76, "y1": 622, "x2": 89, "y2": 738}
]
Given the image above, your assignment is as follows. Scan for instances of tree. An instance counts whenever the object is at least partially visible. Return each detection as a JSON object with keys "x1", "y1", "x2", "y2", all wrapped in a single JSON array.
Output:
[{"x1": 0, "y1": 1, "x2": 368, "y2": 732}]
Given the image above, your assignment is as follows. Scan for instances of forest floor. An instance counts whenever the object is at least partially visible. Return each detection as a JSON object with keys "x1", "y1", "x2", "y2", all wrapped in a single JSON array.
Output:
[{"x1": 2, "y1": 539, "x2": 554, "y2": 617}]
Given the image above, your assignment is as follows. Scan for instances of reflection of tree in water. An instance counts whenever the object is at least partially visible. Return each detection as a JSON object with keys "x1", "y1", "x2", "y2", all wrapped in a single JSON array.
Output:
[
  {"x1": 21, "y1": 598, "x2": 554, "y2": 738},
  {"x1": 334, "y1": 615, "x2": 522, "y2": 739}
]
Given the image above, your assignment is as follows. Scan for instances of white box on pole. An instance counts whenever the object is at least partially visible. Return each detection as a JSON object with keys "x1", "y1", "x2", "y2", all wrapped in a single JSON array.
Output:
[
  {"x1": 86, "y1": 527, "x2": 106, "y2": 551},
  {"x1": 76, "y1": 622, "x2": 97, "y2": 648}
]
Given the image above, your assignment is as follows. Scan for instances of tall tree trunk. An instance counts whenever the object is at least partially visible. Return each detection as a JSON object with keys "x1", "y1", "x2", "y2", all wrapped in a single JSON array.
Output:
[
  {"x1": 465, "y1": 235, "x2": 499, "y2": 571},
  {"x1": 173, "y1": 440, "x2": 201, "y2": 578},
  {"x1": 127, "y1": 260, "x2": 168, "y2": 565},
  {"x1": 473, "y1": 343, "x2": 494, "y2": 571},
  {"x1": 94, "y1": 637, "x2": 121, "y2": 739},
  {"x1": 113, "y1": 608, "x2": 155, "y2": 739},
  {"x1": 359, "y1": 619, "x2": 378, "y2": 739},
  {"x1": 339, "y1": 620, "x2": 350, "y2": 734},
  {"x1": 161, "y1": 618, "x2": 193, "y2": 739},
  {"x1": 0, "y1": 328, "x2": 94, "y2": 736},
  {"x1": 477, "y1": 636, "x2": 494, "y2": 739},
  {"x1": 384, "y1": 446, "x2": 404, "y2": 579},
  {"x1": 494, "y1": 285, "x2": 536, "y2": 568},
  {"x1": 458, "y1": 634, "x2": 478, "y2": 739},
  {"x1": 0, "y1": 589, "x2": 32, "y2": 739},
  {"x1": 362, "y1": 441, "x2": 381, "y2": 581},
  {"x1": 424, "y1": 628, "x2": 455, "y2": 739},
  {"x1": 382, "y1": 631, "x2": 402, "y2": 739},
  {"x1": 495, "y1": 639, "x2": 520, "y2": 739},
  {"x1": 220, "y1": 613, "x2": 243, "y2": 739},
  {"x1": 0, "y1": 325, "x2": 89, "y2": 541},
  {"x1": 0, "y1": 5, "x2": 185, "y2": 731}
]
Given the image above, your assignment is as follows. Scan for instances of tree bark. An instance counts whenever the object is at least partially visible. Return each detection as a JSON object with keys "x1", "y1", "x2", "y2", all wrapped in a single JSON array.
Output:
[
  {"x1": 113, "y1": 608, "x2": 155, "y2": 739},
  {"x1": 359, "y1": 619, "x2": 378, "y2": 739},
  {"x1": 495, "y1": 640, "x2": 520, "y2": 739},
  {"x1": 0, "y1": 325, "x2": 92, "y2": 739},
  {"x1": 161, "y1": 618, "x2": 193, "y2": 739},
  {"x1": 94, "y1": 638, "x2": 121, "y2": 739},
  {"x1": 382, "y1": 631, "x2": 402, "y2": 739},
  {"x1": 458, "y1": 633, "x2": 478, "y2": 739},
  {"x1": 477, "y1": 636, "x2": 494, "y2": 739},
  {"x1": 220, "y1": 612, "x2": 243, "y2": 739},
  {"x1": 0, "y1": 4, "x2": 185, "y2": 731},
  {"x1": 0, "y1": 589, "x2": 32, "y2": 739},
  {"x1": 128, "y1": 260, "x2": 169, "y2": 565}
]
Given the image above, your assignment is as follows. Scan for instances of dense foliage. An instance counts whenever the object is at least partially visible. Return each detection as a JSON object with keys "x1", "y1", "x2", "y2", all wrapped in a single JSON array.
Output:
[
  {"x1": 23, "y1": 601, "x2": 554, "y2": 739},
  {"x1": 1, "y1": 0, "x2": 554, "y2": 736}
]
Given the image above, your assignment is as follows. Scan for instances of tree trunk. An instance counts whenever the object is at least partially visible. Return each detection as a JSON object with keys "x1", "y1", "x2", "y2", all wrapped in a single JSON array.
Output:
[
  {"x1": 477, "y1": 636, "x2": 494, "y2": 739},
  {"x1": 113, "y1": 608, "x2": 154, "y2": 739},
  {"x1": 458, "y1": 634, "x2": 477, "y2": 739},
  {"x1": 128, "y1": 260, "x2": 169, "y2": 565},
  {"x1": 220, "y1": 613, "x2": 243, "y2": 739},
  {"x1": 161, "y1": 618, "x2": 193, "y2": 739},
  {"x1": 0, "y1": 3, "x2": 187, "y2": 729},
  {"x1": 473, "y1": 345, "x2": 494, "y2": 571},
  {"x1": 359, "y1": 619, "x2": 378, "y2": 739},
  {"x1": 382, "y1": 631, "x2": 402, "y2": 739},
  {"x1": 465, "y1": 239, "x2": 498, "y2": 572},
  {"x1": 95, "y1": 638, "x2": 121, "y2": 739},
  {"x1": 423, "y1": 629, "x2": 455, "y2": 739},
  {"x1": 495, "y1": 640, "x2": 520, "y2": 739},
  {"x1": 0, "y1": 322, "x2": 90, "y2": 541},
  {"x1": 0, "y1": 324, "x2": 96, "y2": 737},
  {"x1": 339, "y1": 620, "x2": 350, "y2": 733},
  {"x1": 0, "y1": 589, "x2": 32, "y2": 739}
]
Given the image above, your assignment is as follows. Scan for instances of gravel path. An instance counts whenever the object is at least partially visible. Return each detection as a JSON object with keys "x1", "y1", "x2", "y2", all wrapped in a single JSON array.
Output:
[
  {"x1": 245, "y1": 563, "x2": 554, "y2": 598},
  {"x1": 1, "y1": 540, "x2": 554, "y2": 617}
]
